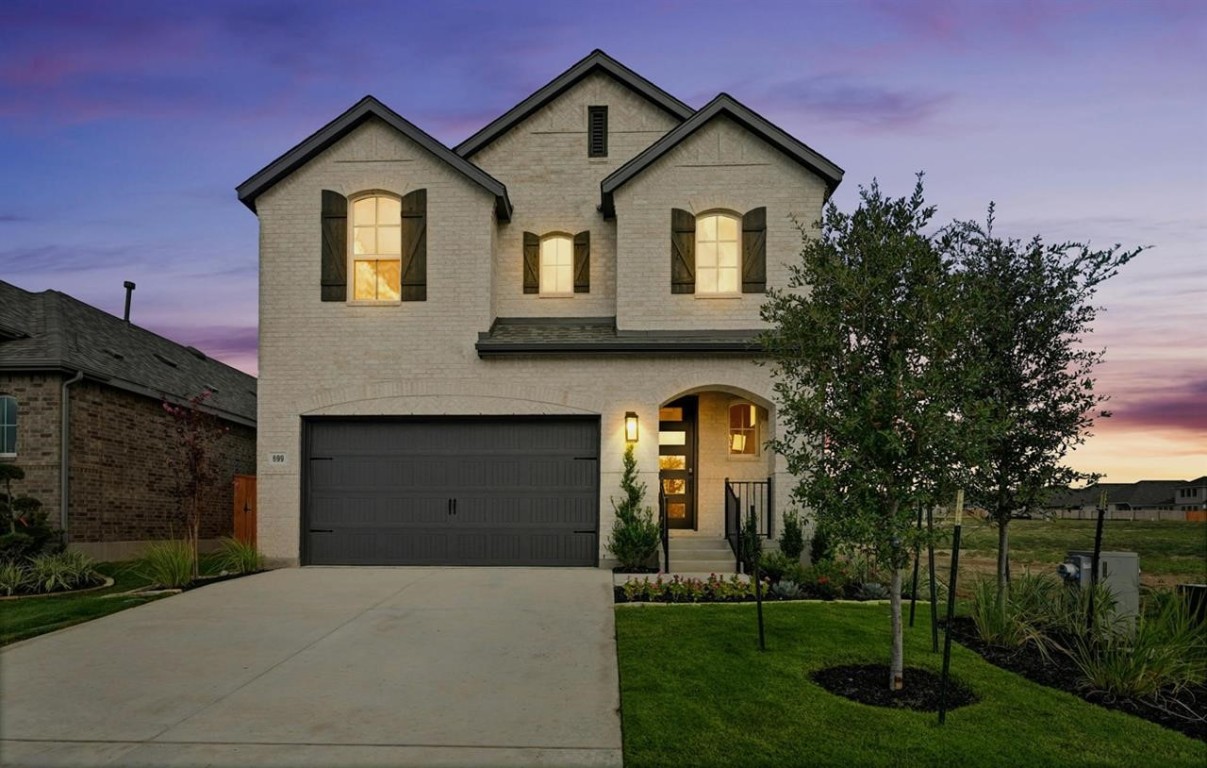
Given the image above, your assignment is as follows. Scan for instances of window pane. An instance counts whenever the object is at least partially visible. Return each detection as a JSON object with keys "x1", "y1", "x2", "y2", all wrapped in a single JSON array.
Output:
[
  {"x1": 663, "y1": 478, "x2": 686, "y2": 495},
  {"x1": 718, "y1": 241, "x2": 738, "y2": 268},
  {"x1": 1, "y1": 425, "x2": 14, "y2": 454},
  {"x1": 377, "y1": 260, "x2": 401, "y2": 300},
  {"x1": 697, "y1": 241, "x2": 717, "y2": 269},
  {"x1": 699, "y1": 214, "x2": 717, "y2": 241},
  {"x1": 541, "y1": 264, "x2": 559, "y2": 291},
  {"x1": 659, "y1": 431, "x2": 686, "y2": 446},
  {"x1": 354, "y1": 261, "x2": 377, "y2": 300},
  {"x1": 353, "y1": 197, "x2": 376, "y2": 226},
  {"x1": 0, "y1": 397, "x2": 13, "y2": 422},
  {"x1": 730, "y1": 404, "x2": 754, "y2": 429},
  {"x1": 354, "y1": 227, "x2": 375, "y2": 256},
  {"x1": 718, "y1": 267, "x2": 739, "y2": 293},
  {"x1": 378, "y1": 196, "x2": 400, "y2": 221},
  {"x1": 659, "y1": 455, "x2": 686, "y2": 470},
  {"x1": 378, "y1": 225, "x2": 401, "y2": 255},
  {"x1": 667, "y1": 502, "x2": 686, "y2": 520},
  {"x1": 557, "y1": 263, "x2": 572, "y2": 293},
  {"x1": 658, "y1": 407, "x2": 683, "y2": 421},
  {"x1": 697, "y1": 266, "x2": 717, "y2": 294},
  {"x1": 717, "y1": 215, "x2": 738, "y2": 241}
]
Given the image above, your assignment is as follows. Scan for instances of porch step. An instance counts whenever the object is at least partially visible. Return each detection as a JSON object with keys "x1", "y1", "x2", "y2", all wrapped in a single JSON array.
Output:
[
  {"x1": 668, "y1": 537, "x2": 733, "y2": 553},
  {"x1": 667, "y1": 538, "x2": 736, "y2": 574}
]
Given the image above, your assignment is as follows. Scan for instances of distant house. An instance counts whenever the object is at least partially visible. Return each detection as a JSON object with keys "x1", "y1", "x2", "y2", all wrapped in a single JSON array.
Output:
[
  {"x1": 1175, "y1": 476, "x2": 1207, "y2": 511},
  {"x1": 1041, "y1": 480, "x2": 1188, "y2": 521},
  {"x1": 0, "y1": 281, "x2": 256, "y2": 559}
]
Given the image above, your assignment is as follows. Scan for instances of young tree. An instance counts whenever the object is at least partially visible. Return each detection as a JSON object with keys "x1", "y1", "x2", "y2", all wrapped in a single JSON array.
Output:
[
  {"x1": 163, "y1": 390, "x2": 229, "y2": 581},
  {"x1": 606, "y1": 444, "x2": 661, "y2": 571},
  {"x1": 946, "y1": 209, "x2": 1140, "y2": 592},
  {"x1": 762, "y1": 176, "x2": 980, "y2": 691}
]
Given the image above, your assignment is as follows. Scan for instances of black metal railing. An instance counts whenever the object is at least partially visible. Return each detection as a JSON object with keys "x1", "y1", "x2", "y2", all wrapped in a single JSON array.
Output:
[
  {"x1": 725, "y1": 477, "x2": 774, "y2": 573},
  {"x1": 658, "y1": 487, "x2": 670, "y2": 573}
]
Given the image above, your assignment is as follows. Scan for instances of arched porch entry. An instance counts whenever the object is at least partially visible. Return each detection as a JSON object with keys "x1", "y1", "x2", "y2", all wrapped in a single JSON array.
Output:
[{"x1": 656, "y1": 386, "x2": 777, "y2": 572}]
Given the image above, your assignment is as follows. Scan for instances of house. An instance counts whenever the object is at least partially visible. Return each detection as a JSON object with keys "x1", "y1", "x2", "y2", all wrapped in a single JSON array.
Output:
[
  {"x1": 1175, "y1": 476, "x2": 1206, "y2": 512},
  {"x1": 238, "y1": 50, "x2": 843, "y2": 568},
  {"x1": 0, "y1": 281, "x2": 257, "y2": 560},
  {"x1": 1041, "y1": 480, "x2": 1189, "y2": 521}
]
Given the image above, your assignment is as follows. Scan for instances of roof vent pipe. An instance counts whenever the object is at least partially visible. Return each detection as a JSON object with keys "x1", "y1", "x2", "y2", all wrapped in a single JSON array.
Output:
[{"x1": 123, "y1": 281, "x2": 136, "y2": 323}]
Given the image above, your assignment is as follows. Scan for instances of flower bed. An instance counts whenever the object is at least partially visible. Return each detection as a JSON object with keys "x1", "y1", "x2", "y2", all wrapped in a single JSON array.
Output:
[
  {"x1": 614, "y1": 573, "x2": 893, "y2": 604},
  {"x1": 0, "y1": 551, "x2": 104, "y2": 597}
]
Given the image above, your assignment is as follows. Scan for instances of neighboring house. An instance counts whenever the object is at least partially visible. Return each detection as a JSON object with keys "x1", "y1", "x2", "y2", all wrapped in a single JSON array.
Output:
[
  {"x1": 1175, "y1": 476, "x2": 1206, "y2": 511},
  {"x1": 238, "y1": 50, "x2": 843, "y2": 568},
  {"x1": 1042, "y1": 480, "x2": 1189, "y2": 521},
  {"x1": 0, "y1": 281, "x2": 256, "y2": 560}
]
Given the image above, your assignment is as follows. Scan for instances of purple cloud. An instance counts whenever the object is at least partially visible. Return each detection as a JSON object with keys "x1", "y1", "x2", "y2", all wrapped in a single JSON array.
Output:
[
  {"x1": 758, "y1": 75, "x2": 953, "y2": 131},
  {"x1": 1109, "y1": 378, "x2": 1207, "y2": 433}
]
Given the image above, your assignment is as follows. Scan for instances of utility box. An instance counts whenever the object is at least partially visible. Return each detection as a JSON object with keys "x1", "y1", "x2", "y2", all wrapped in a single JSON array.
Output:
[{"x1": 1057, "y1": 551, "x2": 1140, "y2": 622}]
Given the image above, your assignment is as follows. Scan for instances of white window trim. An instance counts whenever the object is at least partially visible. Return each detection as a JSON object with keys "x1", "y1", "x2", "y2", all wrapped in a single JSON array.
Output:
[
  {"x1": 694, "y1": 210, "x2": 742, "y2": 298},
  {"x1": 347, "y1": 191, "x2": 403, "y2": 306},
  {"x1": 727, "y1": 399, "x2": 761, "y2": 460},
  {"x1": 538, "y1": 232, "x2": 575, "y2": 297},
  {"x1": 0, "y1": 395, "x2": 15, "y2": 458}
]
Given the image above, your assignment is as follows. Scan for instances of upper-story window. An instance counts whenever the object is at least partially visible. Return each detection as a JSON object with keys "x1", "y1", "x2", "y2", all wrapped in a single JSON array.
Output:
[
  {"x1": 729, "y1": 401, "x2": 759, "y2": 456},
  {"x1": 540, "y1": 234, "x2": 574, "y2": 295},
  {"x1": 696, "y1": 213, "x2": 740, "y2": 294},
  {"x1": 351, "y1": 194, "x2": 402, "y2": 302},
  {"x1": 0, "y1": 395, "x2": 16, "y2": 456}
]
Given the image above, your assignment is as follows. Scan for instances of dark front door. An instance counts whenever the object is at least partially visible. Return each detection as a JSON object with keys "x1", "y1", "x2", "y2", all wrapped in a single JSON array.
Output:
[
  {"x1": 303, "y1": 417, "x2": 600, "y2": 566},
  {"x1": 658, "y1": 397, "x2": 697, "y2": 530}
]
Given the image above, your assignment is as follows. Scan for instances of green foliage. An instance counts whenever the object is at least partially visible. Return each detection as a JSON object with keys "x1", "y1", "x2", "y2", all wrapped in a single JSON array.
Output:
[
  {"x1": 214, "y1": 537, "x2": 263, "y2": 574},
  {"x1": 778, "y1": 508, "x2": 804, "y2": 560},
  {"x1": 136, "y1": 539, "x2": 196, "y2": 588},
  {"x1": 809, "y1": 524, "x2": 832, "y2": 565},
  {"x1": 606, "y1": 445, "x2": 661, "y2": 571},
  {"x1": 800, "y1": 558, "x2": 853, "y2": 600},
  {"x1": 26, "y1": 551, "x2": 100, "y2": 593},
  {"x1": 620, "y1": 574, "x2": 764, "y2": 603},
  {"x1": 0, "y1": 531, "x2": 36, "y2": 563},
  {"x1": 968, "y1": 573, "x2": 1058, "y2": 648},
  {"x1": 758, "y1": 550, "x2": 797, "y2": 584},
  {"x1": 740, "y1": 512, "x2": 762, "y2": 573},
  {"x1": 946, "y1": 209, "x2": 1142, "y2": 587},
  {"x1": 0, "y1": 560, "x2": 32, "y2": 596},
  {"x1": 0, "y1": 462, "x2": 57, "y2": 562},
  {"x1": 770, "y1": 579, "x2": 804, "y2": 599}
]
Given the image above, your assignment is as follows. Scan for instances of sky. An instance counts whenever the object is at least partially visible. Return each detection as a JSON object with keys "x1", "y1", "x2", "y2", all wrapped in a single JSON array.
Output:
[{"x1": 1, "y1": 0, "x2": 1203, "y2": 483}]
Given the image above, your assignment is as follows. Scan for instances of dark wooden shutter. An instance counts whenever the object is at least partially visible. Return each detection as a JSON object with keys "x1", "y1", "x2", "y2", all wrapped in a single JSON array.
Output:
[
  {"x1": 588, "y1": 106, "x2": 608, "y2": 158},
  {"x1": 742, "y1": 207, "x2": 767, "y2": 293},
  {"x1": 400, "y1": 189, "x2": 427, "y2": 302},
  {"x1": 523, "y1": 232, "x2": 539, "y2": 294},
  {"x1": 573, "y1": 231, "x2": 590, "y2": 293},
  {"x1": 320, "y1": 190, "x2": 347, "y2": 301},
  {"x1": 671, "y1": 208, "x2": 696, "y2": 294}
]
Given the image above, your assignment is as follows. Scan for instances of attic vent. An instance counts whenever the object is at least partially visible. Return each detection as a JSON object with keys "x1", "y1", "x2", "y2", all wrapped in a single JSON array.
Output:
[
  {"x1": 204, "y1": 385, "x2": 220, "y2": 394},
  {"x1": 102, "y1": 347, "x2": 124, "y2": 360},
  {"x1": 152, "y1": 352, "x2": 178, "y2": 368},
  {"x1": 588, "y1": 106, "x2": 608, "y2": 158},
  {"x1": 185, "y1": 346, "x2": 207, "y2": 360}
]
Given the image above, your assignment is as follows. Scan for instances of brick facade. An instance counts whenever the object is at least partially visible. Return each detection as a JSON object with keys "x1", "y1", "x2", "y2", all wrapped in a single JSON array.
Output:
[{"x1": 0, "y1": 373, "x2": 255, "y2": 547}]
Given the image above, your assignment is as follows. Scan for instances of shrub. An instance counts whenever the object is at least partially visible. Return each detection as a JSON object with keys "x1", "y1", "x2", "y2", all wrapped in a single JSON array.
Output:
[
  {"x1": 770, "y1": 579, "x2": 803, "y2": 599},
  {"x1": 740, "y1": 513, "x2": 762, "y2": 573},
  {"x1": 0, "y1": 531, "x2": 36, "y2": 563},
  {"x1": 215, "y1": 537, "x2": 264, "y2": 574},
  {"x1": 758, "y1": 550, "x2": 797, "y2": 584},
  {"x1": 802, "y1": 558, "x2": 852, "y2": 600},
  {"x1": 606, "y1": 446, "x2": 661, "y2": 571},
  {"x1": 137, "y1": 539, "x2": 195, "y2": 589},
  {"x1": 778, "y1": 509, "x2": 805, "y2": 561},
  {"x1": 0, "y1": 560, "x2": 31, "y2": 596},
  {"x1": 27, "y1": 551, "x2": 100, "y2": 593},
  {"x1": 809, "y1": 525, "x2": 832, "y2": 565}
]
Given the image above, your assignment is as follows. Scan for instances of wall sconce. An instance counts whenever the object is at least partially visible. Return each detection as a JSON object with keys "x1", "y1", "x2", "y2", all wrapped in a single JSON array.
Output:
[{"x1": 624, "y1": 411, "x2": 639, "y2": 443}]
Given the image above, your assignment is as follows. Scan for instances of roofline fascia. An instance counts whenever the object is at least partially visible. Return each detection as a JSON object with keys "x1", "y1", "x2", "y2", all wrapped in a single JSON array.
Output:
[
  {"x1": 454, "y1": 49, "x2": 694, "y2": 158},
  {"x1": 599, "y1": 94, "x2": 844, "y2": 217},
  {"x1": 236, "y1": 97, "x2": 512, "y2": 221}
]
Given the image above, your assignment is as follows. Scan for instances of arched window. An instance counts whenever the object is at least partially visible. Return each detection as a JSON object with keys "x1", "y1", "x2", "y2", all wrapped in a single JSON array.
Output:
[
  {"x1": 728, "y1": 401, "x2": 759, "y2": 456},
  {"x1": 351, "y1": 193, "x2": 402, "y2": 301},
  {"x1": 0, "y1": 395, "x2": 16, "y2": 456},
  {"x1": 696, "y1": 212, "x2": 740, "y2": 294},
  {"x1": 540, "y1": 233, "x2": 574, "y2": 295}
]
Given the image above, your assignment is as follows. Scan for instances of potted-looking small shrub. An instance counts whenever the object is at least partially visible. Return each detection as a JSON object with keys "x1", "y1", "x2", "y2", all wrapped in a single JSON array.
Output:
[{"x1": 606, "y1": 445, "x2": 660, "y2": 573}]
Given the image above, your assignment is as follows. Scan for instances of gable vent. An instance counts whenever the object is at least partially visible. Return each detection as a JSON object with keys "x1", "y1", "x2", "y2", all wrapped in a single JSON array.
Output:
[
  {"x1": 101, "y1": 347, "x2": 124, "y2": 360},
  {"x1": 588, "y1": 106, "x2": 608, "y2": 158},
  {"x1": 152, "y1": 352, "x2": 178, "y2": 368}
]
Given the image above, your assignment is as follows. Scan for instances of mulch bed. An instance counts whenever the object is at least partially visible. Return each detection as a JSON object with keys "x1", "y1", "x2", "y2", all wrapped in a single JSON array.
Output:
[
  {"x1": 948, "y1": 616, "x2": 1207, "y2": 742},
  {"x1": 811, "y1": 664, "x2": 977, "y2": 712}
]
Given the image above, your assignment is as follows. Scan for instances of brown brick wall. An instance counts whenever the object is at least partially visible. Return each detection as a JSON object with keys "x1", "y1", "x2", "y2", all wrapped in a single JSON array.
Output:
[{"x1": 0, "y1": 373, "x2": 255, "y2": 543}]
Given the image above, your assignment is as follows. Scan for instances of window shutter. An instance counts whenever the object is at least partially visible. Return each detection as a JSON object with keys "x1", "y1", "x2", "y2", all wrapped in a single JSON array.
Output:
[
  {"x1": 671, "y1": 208, "x2": 696, "y2": 294},
  {"x1": 742, "y1": 206, "x2": 767, "y2": 293},
  {"x1": 523, "y1": 232, "x2": 539, "y2": 294},
  {"x1": 573, "y1": 231, "x2": 590, "y2": 293},
  {"x1": 320, "y1": 190, "x2": 347, "y2": 301},
  {"x1": 400, "y1": 189, "x2": 427, "y2": 302},
  {"x1": 588, "y1": 106, "x2": 608, "y2": 158}
]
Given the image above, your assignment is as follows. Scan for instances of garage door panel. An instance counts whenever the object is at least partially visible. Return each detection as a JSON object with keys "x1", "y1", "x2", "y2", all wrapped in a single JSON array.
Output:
[{"x1": 304, "y1": 418, "x2": 599, "y2": 566}]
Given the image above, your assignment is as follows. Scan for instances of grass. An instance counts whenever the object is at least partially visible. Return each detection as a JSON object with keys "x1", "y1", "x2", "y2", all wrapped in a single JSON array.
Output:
[
  {"x1": 946, "y1": 518, "x2": 1206, "y2": 584},
  {"x1": 615, "y1": 602, "x2": 1203, "y2": 768},
  {"x1": 0, "y1": 553, "x2": 231, "y2": 646}
]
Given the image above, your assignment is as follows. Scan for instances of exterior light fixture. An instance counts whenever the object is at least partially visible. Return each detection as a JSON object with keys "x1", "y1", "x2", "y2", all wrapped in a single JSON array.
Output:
[{"x1": 624, "y1": 412, "x2": 639, "y2": 443}]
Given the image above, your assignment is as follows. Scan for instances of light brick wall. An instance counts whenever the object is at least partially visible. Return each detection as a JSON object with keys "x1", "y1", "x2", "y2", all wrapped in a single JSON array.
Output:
[
  {"x1": 471, "y1": 72, "x2": 681, "y2": 320},
  {"x1": 613, "y1": 115, "x2": 828, "y2": 331}
]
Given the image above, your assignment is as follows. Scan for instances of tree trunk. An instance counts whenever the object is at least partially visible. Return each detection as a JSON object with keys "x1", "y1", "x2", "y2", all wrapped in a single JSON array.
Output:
[
  {"x1": 996, "y1": 517, "x2": 1010, "y2": 595},
  {"x1": 890, "y1": 565, "x2": 904, "y2": 691}
]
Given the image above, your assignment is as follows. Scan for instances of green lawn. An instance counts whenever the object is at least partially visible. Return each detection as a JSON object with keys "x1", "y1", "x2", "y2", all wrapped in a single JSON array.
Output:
[
  {"x1": 951, "y1": 518, "x2": 1207, "y2": 582},
  {"x1": 615, "y1": 602, "x2": 1203, "y2": 768}
]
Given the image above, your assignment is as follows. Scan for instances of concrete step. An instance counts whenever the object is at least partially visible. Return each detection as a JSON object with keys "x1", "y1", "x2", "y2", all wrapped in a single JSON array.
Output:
[
  {"x1": 668, "y1": 538, "x2": 732, "y2": 552},
  {"x1": 672, "y1": 547, "x2": 735, "y2": 562}
]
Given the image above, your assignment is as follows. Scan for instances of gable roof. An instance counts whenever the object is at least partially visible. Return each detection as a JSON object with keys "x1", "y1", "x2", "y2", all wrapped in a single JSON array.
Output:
[
  {"x1": 454, "y1": 49, "x2": 694, "y2": 158},
  {"x1": 236, "y1": 96, "x2": 512, "y2": 220},
  {"x1": 0, "y1": 281, "x2": 256, "y2": 427},
  {"x1": 600, "y1": 93, "x2": 844, "y2": 217}
]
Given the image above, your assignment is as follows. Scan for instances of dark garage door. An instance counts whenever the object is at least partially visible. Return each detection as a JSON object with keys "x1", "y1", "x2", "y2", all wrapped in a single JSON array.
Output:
[{"x1": 304, "y1": 417, "x2": 599, "y2": 566}]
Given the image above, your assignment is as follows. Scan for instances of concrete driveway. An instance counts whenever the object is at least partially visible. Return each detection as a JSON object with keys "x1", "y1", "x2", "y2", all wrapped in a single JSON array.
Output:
[{"x1": 0, "y1": 568, "x2": 622, "y2": 767}]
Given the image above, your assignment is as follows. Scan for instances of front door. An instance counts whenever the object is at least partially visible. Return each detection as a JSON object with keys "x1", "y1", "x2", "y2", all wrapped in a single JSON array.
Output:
[{"x1": 658, "y1": 397, "x2": 697, "y2": 530}]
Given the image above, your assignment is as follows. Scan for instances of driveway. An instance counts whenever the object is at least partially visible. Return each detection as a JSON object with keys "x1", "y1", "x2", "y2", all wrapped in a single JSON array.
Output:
[{"x1": 0, "y1": 568, "x2": 622, "y2": 767}]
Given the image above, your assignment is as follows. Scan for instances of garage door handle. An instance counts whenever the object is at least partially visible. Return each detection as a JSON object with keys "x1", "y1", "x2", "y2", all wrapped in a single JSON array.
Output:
[{"x1": 309, "y1": 528, "x2": 334, "y2": 534}]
